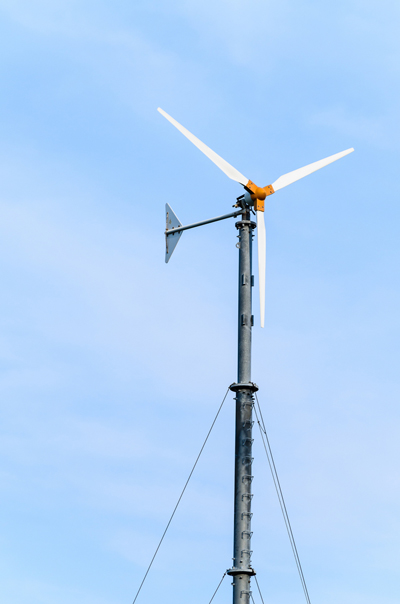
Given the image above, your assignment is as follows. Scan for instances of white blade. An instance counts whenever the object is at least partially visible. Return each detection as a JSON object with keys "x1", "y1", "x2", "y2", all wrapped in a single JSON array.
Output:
[
  {"x1": 158, "y1": 108, "x2": 248, "y2": 185},
  {"x1": 256, "y1": 210, "x2": 266, "y2": 328},
  {"x1": 271, "y1": 148, "x2": 354, "y2": 192}
]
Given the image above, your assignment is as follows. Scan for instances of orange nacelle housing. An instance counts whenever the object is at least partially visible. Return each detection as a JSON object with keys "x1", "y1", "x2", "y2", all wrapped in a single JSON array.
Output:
[{"x1": 246, "y1": 180, "x2": 275, "y2": 212}]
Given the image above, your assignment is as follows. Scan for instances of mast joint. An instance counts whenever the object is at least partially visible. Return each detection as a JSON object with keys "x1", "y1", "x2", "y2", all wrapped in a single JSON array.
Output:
[
  {"x1": 229, "y1": 382, "x2": 259, "y2": 393},
  {"x1": 235, "y1": 220, "x2": 257, "y2": 230},
  {"x1": 226, "y1": 568, "x2": 256, "y2": 577}
]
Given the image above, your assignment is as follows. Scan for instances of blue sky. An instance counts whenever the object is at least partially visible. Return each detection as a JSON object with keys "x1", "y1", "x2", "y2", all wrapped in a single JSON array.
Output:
[{"x1": 0, "y1": 1, "x2": 399, "y2": 603}]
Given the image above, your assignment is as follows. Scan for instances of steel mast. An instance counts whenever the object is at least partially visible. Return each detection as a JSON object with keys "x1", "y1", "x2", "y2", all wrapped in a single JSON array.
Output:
[
  {"x1": 227, "y1": 206, "x2": 257, "y2": 604},
  {"x1": 166, "y1": 200, "x2": 258, "y2": 603}
]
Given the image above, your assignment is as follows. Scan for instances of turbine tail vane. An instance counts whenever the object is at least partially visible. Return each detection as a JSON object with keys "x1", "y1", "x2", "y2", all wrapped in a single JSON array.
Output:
[{"x1": 165, "y1": 203, "x2": 183, "y2": 263}]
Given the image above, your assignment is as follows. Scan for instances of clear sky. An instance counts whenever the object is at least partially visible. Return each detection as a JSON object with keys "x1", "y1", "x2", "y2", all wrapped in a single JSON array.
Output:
[{"x1": 0, "y1": 1, "x2": 399, "y2": 603}]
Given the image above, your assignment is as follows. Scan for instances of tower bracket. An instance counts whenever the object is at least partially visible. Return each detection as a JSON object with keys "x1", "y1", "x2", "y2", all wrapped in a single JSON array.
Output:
[
  {"x1": 230, "y1": 382, "x2": 259, "y2": 393},
  {"x1": 227, "y1": 568, "x2": 256, "y2": 577},
  {"x1": 235, "y1": 220, "x2": 257, "y2": 231}
]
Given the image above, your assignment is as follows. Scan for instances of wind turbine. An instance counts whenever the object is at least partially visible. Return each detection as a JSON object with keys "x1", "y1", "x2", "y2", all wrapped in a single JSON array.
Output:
[
  {"x1": 158, "y1": 107, "x2": 353, "y2": 604},
  {"x1": 159, "y1": 107, "x2": 353, "y2": 328}
]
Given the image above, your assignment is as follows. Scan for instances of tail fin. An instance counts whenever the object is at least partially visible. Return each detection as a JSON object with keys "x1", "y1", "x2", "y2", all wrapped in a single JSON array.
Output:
[{"x1": 165, "y1": 203, "x2": 183, "y2": 263}]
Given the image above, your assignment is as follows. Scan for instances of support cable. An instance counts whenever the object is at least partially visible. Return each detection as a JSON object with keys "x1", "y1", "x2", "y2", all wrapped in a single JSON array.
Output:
[
  {"x1": 254, "y1": 576, "x2": 266, "y2": 604},
  {"x1": 254, "y1": 393, "x2": 312, "y2": 604},
  {"x1": 254, "y1": 399, "x2": 304, "y2": 592},
  {"x1": 131, "y1": 388, "x2": 230, "y2": 604},
  {"x1": 208, "y1": 571, "x2": 227, "y2": 604}
]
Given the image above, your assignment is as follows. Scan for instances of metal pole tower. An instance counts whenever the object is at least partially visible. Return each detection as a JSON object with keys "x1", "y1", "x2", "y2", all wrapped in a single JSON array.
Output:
[
  {"x1": 227, "y1": 209, "x2": 257, "y2": 604},
  {"x1": 165, "y1": 201, "x2": 258, "y2": 604}
]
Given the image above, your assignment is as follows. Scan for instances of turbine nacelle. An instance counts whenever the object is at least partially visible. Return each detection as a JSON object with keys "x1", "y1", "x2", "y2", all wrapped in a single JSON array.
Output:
[
  {"x1": 245, "y1": 181, "x2": 274, "y2": 202},
  {"x1": 243, "y1": 181, "x2": 275, "y2": 213}
]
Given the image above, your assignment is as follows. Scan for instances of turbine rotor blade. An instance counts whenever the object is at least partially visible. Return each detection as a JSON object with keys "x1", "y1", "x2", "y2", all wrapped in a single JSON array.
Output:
[
  {"x1": 256, "y1": 210, "x2": 266, "y2": 328},
  {"x1": 271, "y1": 148, "x2": 354, "y2": 192},
  {"x1": 158, "y1": 108, "x2": 248, "y2": 186}
]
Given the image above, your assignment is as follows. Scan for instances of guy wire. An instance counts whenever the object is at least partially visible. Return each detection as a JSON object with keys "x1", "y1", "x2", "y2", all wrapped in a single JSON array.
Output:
[
  {"x1": 254, "y1": 575, "x2": 266, "y2": 604},
  {"x1": 131, "y1": 387, "x2": 230, "y2": 604},
  {"x1": 254, "y1": 393, "x2": 312, "y2": 604},
  {"x1": 208, "y1": 571, "x2": 227, "y2": 604}
]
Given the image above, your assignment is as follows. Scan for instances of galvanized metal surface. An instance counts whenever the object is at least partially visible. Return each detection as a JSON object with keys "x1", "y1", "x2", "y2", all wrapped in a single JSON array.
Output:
[
  {"x1": 165, "y1": 209, "x2": 243, "y2": 235},
  {"x1": 228, "y1": 213, "x2": 257, "y2": 604},
  {"x1": 165, "y1": 201, "x2": 257, "y2": 604},
  {"x1": 165, "y1": 203, "x2": 183, "y2": 263}
]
